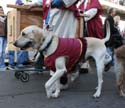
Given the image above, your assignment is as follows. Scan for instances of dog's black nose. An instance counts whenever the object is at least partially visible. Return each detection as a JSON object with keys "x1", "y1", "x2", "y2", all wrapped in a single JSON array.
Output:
[{"x1": 13, "y1": 41, "x2": 17, "y2": 46}]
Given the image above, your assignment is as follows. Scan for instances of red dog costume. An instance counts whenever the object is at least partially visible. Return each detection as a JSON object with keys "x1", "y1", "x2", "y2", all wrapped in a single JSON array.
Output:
[{"x1": 44, "y1": 38, "x2": 87, "y2": 72}]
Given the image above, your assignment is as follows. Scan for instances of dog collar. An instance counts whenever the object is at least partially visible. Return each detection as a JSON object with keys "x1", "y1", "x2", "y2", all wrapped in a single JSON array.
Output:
[{"x1": 39, "y1": 36, "x2": 53, "y2": 52}]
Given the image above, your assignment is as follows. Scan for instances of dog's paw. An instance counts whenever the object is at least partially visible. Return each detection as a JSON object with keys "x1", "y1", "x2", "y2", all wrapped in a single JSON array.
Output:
[
  {"x1": 46, "y1": 94, "x2": 51, "y2": 98},
  {"x1": 60, "y1": 84, "x2": 68, "y2": 90},
  {"x1": 120, "y1": 94, "x2": 125, "y2": 97},
  {"x1": 45, "y1": 87, "x2": 52, "y2": 98},
  {"x1": 95, "y1": 86, "x2": 98, "y2": 90},
  {"x1": 93, "y1": 92, "x2": 101, "y2": 98},
  {"x1": 46, "y1": 91, "x2": 59, "y2": 99},
  {"x1": 51, "y1": 93, "x2": 60, "y2": 98},
  {"x1": 104, "y1": 62, "x2": 112, "y2": 72},
  {"x1": 119, "y1": 91, "x2": 125, "y2": 97},
  {"x1": 51, "y1": 90, "x2": 60, "y2": 98},
  {"x1": 70, "y1": 71, "x2": 79, "y2": 82},
  {"x1": 46, "y1": 91, "x2": 52, "y2": 99}
]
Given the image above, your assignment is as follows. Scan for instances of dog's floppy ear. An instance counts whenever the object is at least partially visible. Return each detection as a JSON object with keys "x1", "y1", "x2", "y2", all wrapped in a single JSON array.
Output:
[
  {"x1": 31, "y1": 27, "x2": 42, "y2": 35},
  {"x1": 39, "y1": 30, "x2": 54, "y2": 52}
]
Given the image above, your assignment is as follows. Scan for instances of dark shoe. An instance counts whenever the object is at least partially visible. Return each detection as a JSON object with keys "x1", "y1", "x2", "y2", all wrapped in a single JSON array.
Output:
[
  {"x1": 7, "y1": 65, "x2": 15, "y2": 70},
  {"x1": 79, "y1": 68, "x2": 88, "y2": 74},
  {"x1": 104, "y1": 62, "x2": 112, "y2": 72}
]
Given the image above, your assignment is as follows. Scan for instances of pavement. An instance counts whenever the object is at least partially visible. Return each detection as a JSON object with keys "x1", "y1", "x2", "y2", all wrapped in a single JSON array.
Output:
[{"x1": 0, "y1": 67, "x2": 125, "y2": 108}]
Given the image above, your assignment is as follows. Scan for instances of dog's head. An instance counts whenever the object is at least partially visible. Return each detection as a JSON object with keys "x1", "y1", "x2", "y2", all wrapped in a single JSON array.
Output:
[{"x1": 14, "y1": 25, "x2": 45, "y2": 49}]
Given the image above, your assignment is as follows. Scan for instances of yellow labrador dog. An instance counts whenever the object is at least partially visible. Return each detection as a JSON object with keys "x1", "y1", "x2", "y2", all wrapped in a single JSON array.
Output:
[{"x1": 14, "y1": 22, "x2": 111, "y2": 98}]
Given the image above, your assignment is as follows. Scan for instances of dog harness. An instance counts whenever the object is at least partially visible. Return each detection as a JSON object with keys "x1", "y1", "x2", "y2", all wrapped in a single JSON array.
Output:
[{"x1": 44, "y1": 38, "x2": 87, "y2": 72}]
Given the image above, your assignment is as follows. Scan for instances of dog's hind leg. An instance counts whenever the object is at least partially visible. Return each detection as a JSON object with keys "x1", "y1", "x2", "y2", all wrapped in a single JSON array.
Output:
[
  {"x1": 45, "y1": 57, "x2": 67, "y2": 98},
  {"x1": 114, "y1": 55, "x2": 125, "y2": 97},
  {"x1": 93, "y1": 58, "x2": 104, "y2": 98},
  {"x1": 115, "y1": 58, "x2": 125, "y2": 97},
  {"x1": 116, "y1": 73, "x2": 125, "y2": 97}
]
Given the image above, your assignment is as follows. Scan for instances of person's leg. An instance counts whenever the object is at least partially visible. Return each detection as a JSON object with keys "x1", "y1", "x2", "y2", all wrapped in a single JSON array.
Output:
[
  {"x1": 23, "y1": 51, "x2": 29, "y2": 62},
  {"x1": 0, "y1": 37, "x2": 6, "y2": 70},
  {"x1": 3, "y1": 37, "x2": 7, "y2": 67},
  {"x1": 107, "y1": 47, "x2": 114, "y2": 65},
  {"x1": 16, "y1": 50, "x2": 29, "y2": 67},
  {"x1": 8, "y1": 50, "x2": 15, "y2": 67},
  {"x1": 16, "y1": 50, "x2": 26, "y2": 66},
  {"x1": 104, "y1": 47, "x2": 114, "y2": 72}
]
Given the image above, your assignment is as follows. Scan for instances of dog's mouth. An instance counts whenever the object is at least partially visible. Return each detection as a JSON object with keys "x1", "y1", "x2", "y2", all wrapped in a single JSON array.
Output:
[
  {"x1": 21, "y1": 41, "x2": 33, "y2": 49},
  {"x1": 14, "y1": 41, "x2": 33, "y2": 50}
]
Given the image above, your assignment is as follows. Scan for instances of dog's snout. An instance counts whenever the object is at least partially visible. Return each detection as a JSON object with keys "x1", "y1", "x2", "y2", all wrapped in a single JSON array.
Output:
[{"x1": 13, "y1": 41, "x2": 17, "y2": 46}]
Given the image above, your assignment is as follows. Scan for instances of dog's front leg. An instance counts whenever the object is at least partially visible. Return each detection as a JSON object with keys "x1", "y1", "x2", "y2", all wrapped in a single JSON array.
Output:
[
  {"x1": 45, "y1": 57, "x2": 67, "y2": 98},
  {"x1": 51, "y1": 79, "x2": 62, "y2": 98}
]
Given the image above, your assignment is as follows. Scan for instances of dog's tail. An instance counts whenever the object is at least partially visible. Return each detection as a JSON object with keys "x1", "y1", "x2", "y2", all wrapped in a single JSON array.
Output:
[{"x1": 102, "y1": 21, "x2": 110, "y2": 43}]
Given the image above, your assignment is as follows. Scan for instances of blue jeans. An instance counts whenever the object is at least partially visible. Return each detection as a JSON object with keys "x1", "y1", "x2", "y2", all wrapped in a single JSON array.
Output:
[
  {"x1": 16, "y1": 50, "x2": 29, "y2": 66},
  {"x1": 0, "y1": 37, "x2": 7, "y2": 68},
  {"x1": 8, "y1": 50, "x2": 29, "y2": 67},
  {"x1": 8, "y1": 51, "x2": 15, "y2": 66},
  {"x1": 107, "y1": 47, "x2": 114, "y2": 65}
]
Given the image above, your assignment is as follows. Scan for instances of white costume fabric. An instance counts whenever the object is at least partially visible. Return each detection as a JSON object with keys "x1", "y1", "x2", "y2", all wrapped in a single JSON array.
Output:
[
  {"x1": 84, "y1": 0, "x2": 97, "y2": 21},
  {"x1": 0, "y1": 17, "x2": 5, "y2": 23},
  {"x1": 31, "y1": 0, "x2": 43, "y2": 6},
  {"x1": 49, "y1": 0, "x2": 78, "y2": 38},
  {"x1": 32, "y1": 0, "x2": 78, "y2": 38},
  {"x1": 48, "y1": 9, "x2": 78, "y2": 38}
]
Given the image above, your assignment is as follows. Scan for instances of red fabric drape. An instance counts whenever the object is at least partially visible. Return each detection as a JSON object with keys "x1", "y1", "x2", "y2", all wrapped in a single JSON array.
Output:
[
  {"x1": 42, "y1": 0, "x2": 52, "y2": 19},
  {"x1": 79, "y1": 0, "x2": 104, "y2": 39}
]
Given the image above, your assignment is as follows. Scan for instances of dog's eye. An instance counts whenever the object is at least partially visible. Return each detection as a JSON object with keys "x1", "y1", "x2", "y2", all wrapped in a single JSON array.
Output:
[{"x1": 22, "y1": 32, "x2": 26, "y2": 36}]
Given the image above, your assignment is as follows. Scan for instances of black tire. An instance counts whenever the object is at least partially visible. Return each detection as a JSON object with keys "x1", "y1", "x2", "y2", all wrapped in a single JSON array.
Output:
[
  {"x1": 20, "y1": 73, "x2": 30, "y2": 82},
  {"x1": 15, "y1": 71, "x2": 23, "y2": 79}
]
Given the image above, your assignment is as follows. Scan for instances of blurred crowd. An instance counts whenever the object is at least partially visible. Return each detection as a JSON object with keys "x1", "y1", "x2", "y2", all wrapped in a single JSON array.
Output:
[
  {"x1": 0, "y1": 0, "x2": 125, "y2": 71},
  {"x1": 105, "y1": 0, "x2": 125, "y2": 6}
]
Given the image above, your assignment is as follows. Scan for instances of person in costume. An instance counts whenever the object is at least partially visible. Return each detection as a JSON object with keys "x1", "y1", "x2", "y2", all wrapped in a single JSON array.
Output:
[
  {"x1": 30, "y1": 0, "x2": 79, "y2": 38},
  {"x1": 28, "y1": 0, "x2": 82, "y2": 71},
  {"x1": 78, "y1": 0, "x2": 104, "y2": 39},
  {"x1": 76, "y1": 0, "x2": 104, "y2": 72}
]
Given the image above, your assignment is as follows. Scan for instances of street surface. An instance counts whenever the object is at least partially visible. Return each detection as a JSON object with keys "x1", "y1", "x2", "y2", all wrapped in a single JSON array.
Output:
[{"x1": 0, "y1": 67, "x2": 125, "y2": 108}]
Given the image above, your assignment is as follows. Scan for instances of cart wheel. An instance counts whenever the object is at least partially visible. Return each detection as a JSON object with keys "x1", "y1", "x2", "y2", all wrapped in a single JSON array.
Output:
[
  {"x1": 15, "y1": 71, "x2": 23, "y2": 79},
  {"x1": 20, "y1": 73, "x2": 30, "y2": 82}
]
